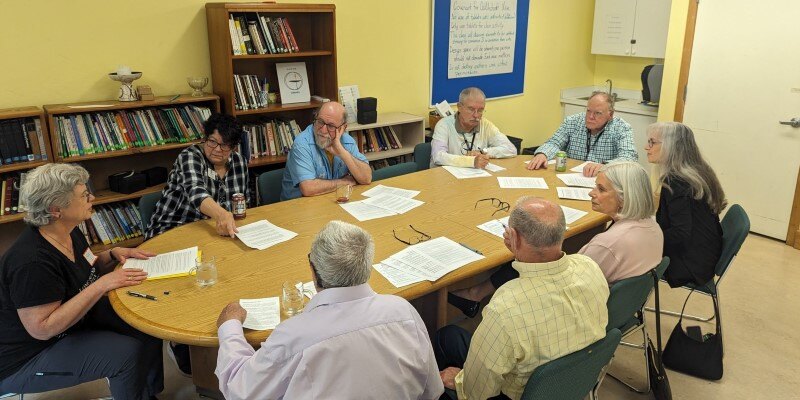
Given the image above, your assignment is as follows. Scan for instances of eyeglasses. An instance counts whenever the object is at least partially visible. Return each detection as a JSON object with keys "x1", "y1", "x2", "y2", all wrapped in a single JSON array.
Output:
[
  {"x1": 585, "y1": 109, "x2": 608, "y2": 119},
  {"x1": 646, "y1": 138, "x2": 662, "y2": 147},
  {"x1": 204, "y1": 138, "x2": 232, "y2": 152},
  {"x1": 392, "y1": 225, "x2": 432, "y2": 246},
  {"x1": 77, "y1": 190, "x2": 93, "y2": 202},
  {"x1": 461, "y1": 105, "x2": 485, "y2": 116},
  {"x1": 475, "y1": 197, "x2": 510, "y2": 216},
  {"x1": 314, "y1": 119, "x2": 346, "y2": 133}
]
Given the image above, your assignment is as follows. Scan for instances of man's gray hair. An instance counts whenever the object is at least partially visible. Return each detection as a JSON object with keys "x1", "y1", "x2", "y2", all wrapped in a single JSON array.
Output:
[
  {"x1": 458, "y1": 87, "x2": 486, "y2": 105},
  {"x1": 600, "y1": 161, "x2": 655, "y2": 220},
  {"x1": 309, "y1": 221, "x2": 374, "y2": 289},
  {"x1": 22, "y1": 163, "x2": 90, "y2": 227},
  {"x1": 589, "y1": 91, "x2": 615, "y2": 112},
  {"x1": 508, "y1": 196, "x2": 566, "y2": 248}
]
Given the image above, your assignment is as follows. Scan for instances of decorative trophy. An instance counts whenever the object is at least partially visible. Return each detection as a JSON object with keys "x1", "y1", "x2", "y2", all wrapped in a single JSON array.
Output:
[
  {"x1": 187, "y1": 77, "x2": 209, "y2": 97},
  {"x1": 109, "y1": 66, "x2": 142, "y2": 102}
]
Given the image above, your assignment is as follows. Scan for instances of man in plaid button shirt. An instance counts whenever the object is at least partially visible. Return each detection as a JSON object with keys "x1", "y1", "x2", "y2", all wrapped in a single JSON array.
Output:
[{"x1": 527, "y1": 92, "x2": 638, "y2": 176}]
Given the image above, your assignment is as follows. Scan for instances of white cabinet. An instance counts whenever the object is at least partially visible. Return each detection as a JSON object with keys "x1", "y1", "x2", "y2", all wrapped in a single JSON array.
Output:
[{"x1": 591, "y1": 0, "x2": 672, "y2": 58}]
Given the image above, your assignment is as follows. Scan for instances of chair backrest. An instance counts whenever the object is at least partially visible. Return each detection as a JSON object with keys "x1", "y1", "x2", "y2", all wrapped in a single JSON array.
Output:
[
  {"x1": 413, "y1": 142, "x2": 432, "y2": 171},
  {"x1": 258, "y1": 168, "x2": 284, "y2": 206},
  {"x1": 715, "y1": 204, "x2": 750, "y2": 277},
  {"x1": 606, "y1": 257, "x2": 669, "y2": 332},
  {"x1": 372, "y1": 162, "x2": 417, "y2": 181},
  {"x1": 521, "y1": 329, "x2": 622, "y2": 400},
  {"x1": 507, "y1": 135, "x2": 523, "y2": 155},
  {"x1": 138, "y1": 191, "x2": 163, "y2": 232}
]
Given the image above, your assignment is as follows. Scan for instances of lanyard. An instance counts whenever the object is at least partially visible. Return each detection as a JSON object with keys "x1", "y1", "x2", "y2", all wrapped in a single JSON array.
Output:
[
  {"x1": 585, "y1": 130, "x2": 604, "y2": 157},
  {"x1": 460, "y1": 132, "x2": 477, "y2": 152}
]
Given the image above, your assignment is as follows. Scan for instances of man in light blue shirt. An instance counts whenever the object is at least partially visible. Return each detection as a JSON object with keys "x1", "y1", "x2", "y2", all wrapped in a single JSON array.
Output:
[{"x1": 281, "y1": 102, "x2": 372, "y2": 200}]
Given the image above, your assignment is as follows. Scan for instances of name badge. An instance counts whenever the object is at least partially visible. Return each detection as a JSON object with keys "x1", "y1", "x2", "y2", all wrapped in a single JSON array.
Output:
[
  {"x1": 207, "y1": 168, "x2": 217, "y2": 180},
  {"x1": 83, "y1": 248, "x2": 98, "y2": 265}
]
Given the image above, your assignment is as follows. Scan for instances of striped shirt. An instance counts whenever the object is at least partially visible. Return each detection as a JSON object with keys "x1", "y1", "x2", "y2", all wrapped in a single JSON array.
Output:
[
  {"x1": 455, "y1": 254, "x2": 609, "y2": 400},
  {"x1": 535, "y1": 113, "x2": 638, "y2": 163}
]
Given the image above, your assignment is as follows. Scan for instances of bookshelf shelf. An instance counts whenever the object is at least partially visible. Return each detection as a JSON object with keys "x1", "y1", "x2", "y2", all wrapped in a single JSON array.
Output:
[
  {"x1": 90, "y1": 236, "x2": 145, "y2": 253},
  {"x1": 53, "y1": 140, "x2": 202, "y2": 163},
  {"x1": 44, "y1": 95, "x2": 220, "y2": 115},
  {"x1": 231, "y1": 50, "x2": 332, "y2": 60},
  {"x1": 0, "y1": 160, "x2": 49, "y2": 175},
  {"x1": 348, "y1": 112, "x2": 425, "y2": 165},
  {"x1": 232, "y1": 101, "x2": 322, "y2": 116},
  {"x1": 92, "y1": 184, "x2": 166, "y2": 207},
  {"x1": 0, "y1": 213, "x2": 25, "y2": 224},
  {"x1": 248, "y1": 155, "x2": 288, "y2": 167}
]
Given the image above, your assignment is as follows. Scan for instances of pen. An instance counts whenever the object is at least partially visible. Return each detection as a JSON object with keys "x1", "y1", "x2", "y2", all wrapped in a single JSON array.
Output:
[
  {"x1": 127, "y1": 291, "x2": 157, "y2": 301},
  {"x1": 459, "y1": 242, "x2": 483, "y2": 255},
  {"x1": 168, "y1": 94, "x2": 181, "y2": 102},
  {"x1": 35, "y1": 372, "x2": 74, "y2": 376}
]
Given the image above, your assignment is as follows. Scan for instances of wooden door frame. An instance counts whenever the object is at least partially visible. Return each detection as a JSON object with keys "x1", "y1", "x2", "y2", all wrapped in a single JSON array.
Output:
[
  {"x1": 673, "y1": 0, "x2": 699, "y2": 122},
  {"x1": 788, "y1": 167, "x2": 800, "y2": 248}
]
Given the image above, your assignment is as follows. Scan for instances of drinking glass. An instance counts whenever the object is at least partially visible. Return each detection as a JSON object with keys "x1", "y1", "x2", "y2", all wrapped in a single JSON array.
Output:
[
  {"x1": 195, "y1": 257, "x2": 218, "y2": 287},
  {"x1": 335, "y1": 184, "x2": 352, "y2": 204},
  {"x1": 282, "y1": 280, "x2": 306, "y2": 317}
]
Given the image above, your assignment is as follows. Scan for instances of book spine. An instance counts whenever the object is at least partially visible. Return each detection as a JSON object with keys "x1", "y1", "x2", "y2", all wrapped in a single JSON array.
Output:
[
  {"x1": 281, "y1": 17, "x2": 300, "y2": 52},
  {"x1": 228, "y1": 16, "x2": 242, "y2": 55},
  {"x1": 257, "y1": 13, "x2": 276, "y2": 54},
  {"x1": 233, "y1": 15, "x2": 248, "y2": 55}
]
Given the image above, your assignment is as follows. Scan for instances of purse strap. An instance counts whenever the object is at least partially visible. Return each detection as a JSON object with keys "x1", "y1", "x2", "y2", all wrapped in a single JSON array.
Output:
[
  {"x1": 651, "y1": 269, "x2": 666, "y2": 370},
  {"x1": 677, "y1": 287, "x2": 723, "y2": 336}
]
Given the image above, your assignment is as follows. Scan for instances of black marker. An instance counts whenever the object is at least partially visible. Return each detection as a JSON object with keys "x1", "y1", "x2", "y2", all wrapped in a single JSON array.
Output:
[{"x1": 127, "y1": 291, "x2": 157, "y2": 301}]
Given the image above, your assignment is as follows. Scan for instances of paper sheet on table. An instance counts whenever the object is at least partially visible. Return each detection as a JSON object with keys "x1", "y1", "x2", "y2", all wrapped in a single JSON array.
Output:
[
  {"x1": 373, "y1": 263, "x2": 426, "y2": 287},
  {"x1": 339, "y1": 201, "x2": 398, "y2": 221},
  {"x1": 561, "y1": 205, "x2": 589, "y2": 225},
  {"x1": 523, "y1": 159, "x2": 557, "y2": 165},
  {"x1": 570, "y1": 161, "x2": 590, "y2": 173},
  {"x1": 442, "y1": 166, "x2": 492, "y2": 179},
  {"x1": 385, "y1": 237, "x2": 484, "y2": 281},
  {"x1": 239, "y1": 297, "x2": 280, "y2": 330},
  {"x1": 484, "y1": 163, "x2": 506, "y2": 172},
  {"x1": 557, "y1": 187, "x2": 592, "y2": 201},
  {"x1": 123, "y1": 246, "x2": 198, "y2": 280},
  {"x1": 497, "y1": 177, "x2": 549, "y2": 189},
  {"x1": 557, "y1": 173, "x2": 596, "y2": 188},
  {"x1": 236, "y1": 220, "x2": 297, "y2": 250},
  {"x1": 477, "y1": 216, "x2": 510, "y2": 238},
  {"x1": 295, "y1": 281, "x2": 317, "y2": 299},
  {"x1": 362, "y1": 184, "x2": 420, "y2": 199},
  {"x1": 361, "y1": 194, "x2": 424, "y2": 214}
]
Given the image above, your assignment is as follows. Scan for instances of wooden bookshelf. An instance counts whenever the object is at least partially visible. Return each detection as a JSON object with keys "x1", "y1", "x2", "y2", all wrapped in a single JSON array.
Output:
[
  {"x1": 0, "y1": 213, "x2": 25, "y2": 224},
  {"x1": 348, "y1": 112, "x2": 426, "y2": 162},
  {"x1": 248, "y1": 155, "x2": 288, "y2": 167},
  {"x1": 206, "y1": 3, "x2": 337, "y2": 125},
  {"x1": 90, "y1": 236, "x2": 145, "y2": 253},
  {"x1": 92, "y1": 184, "x2": 166, "y2": 207}
]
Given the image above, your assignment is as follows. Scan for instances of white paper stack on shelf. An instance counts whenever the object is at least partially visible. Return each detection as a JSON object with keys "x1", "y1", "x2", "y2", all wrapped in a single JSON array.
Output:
[
  {"x1": 340, "y1": 185, "x2": 424, "y2": 221},
  {"x1": 374, "y1": 237, "x2": 484, "y2": 286}
]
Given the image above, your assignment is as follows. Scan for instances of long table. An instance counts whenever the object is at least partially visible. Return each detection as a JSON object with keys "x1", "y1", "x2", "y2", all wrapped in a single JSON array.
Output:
[{"x1": 109, "y1": 157, "x2": 608, "y2": 397}]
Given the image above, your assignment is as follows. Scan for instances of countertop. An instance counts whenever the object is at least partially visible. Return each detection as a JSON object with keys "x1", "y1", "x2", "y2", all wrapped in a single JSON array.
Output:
[{"x1": 560, "y1": 86, "x2": 659, "y2": 117}]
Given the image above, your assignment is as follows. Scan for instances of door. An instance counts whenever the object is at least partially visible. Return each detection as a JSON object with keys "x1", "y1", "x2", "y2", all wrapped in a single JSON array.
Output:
[{"x1": 683, "y1": 0, "x2": 800, "y2": 239}]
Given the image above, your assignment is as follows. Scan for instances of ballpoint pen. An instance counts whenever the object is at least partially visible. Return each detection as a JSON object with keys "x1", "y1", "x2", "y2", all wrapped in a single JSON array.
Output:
[
  {"x1": 168, "y1": 94, "x2": 181, "y2": 102},
  {"x1": 127, "y1": 291, "x2": 157, "y2": 301},
  {"x1": 458, "y1": 242, "x2": 483, "y2": 255}
]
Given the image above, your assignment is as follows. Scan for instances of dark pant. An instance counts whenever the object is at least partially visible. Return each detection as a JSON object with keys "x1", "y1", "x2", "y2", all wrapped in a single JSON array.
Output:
[
  {"x1": 490, "y1": 262, "x2": 519, "y2": 289},
  {"x1": 0, "y1": 297, "x2": 164, "y2": 400},
  {"x1": 433, "y1": 325, "x2": 511, "y2": 400}
]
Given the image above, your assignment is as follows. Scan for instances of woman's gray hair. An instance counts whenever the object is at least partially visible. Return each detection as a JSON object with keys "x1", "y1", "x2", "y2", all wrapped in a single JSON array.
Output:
[
  {"x1": 22, "y1": 163, "x2": 90, "y2": 227},
  {"x1": 600, "y1": 161, "x2": 655, "y2": 220},
  {"x1": 309, "y1": 220, "x2": 374, "y2": 289},
  {"x1": 509, "y1": 196, "x2": 566, "y2": 248},
  {"x1": 649, "y1": 122, "x2": 727, "y2": 214}
]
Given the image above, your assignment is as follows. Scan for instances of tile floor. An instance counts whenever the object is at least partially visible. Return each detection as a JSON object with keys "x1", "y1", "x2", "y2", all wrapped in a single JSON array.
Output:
[{"x1": 19, "y1": 234, "x2": 800, "y2": 400}]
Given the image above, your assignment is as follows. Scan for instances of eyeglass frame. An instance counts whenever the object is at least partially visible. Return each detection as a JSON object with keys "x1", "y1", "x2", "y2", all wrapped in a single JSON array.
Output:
[
  {"x1": 646, "y1": 138, "x2": 662, "y2": 148},
  {"x1": 392, "y1": 225, "x2": 432, "y2": 246},
  {"x1": 203, "y1": 137, "x2": 233, "y2": 152},
  {"x1": 474, "y1": 197, "x2": 511, "y2": 216},
  {"x1": 314, "y1": 118, "x2": 347, "y2": 133}
]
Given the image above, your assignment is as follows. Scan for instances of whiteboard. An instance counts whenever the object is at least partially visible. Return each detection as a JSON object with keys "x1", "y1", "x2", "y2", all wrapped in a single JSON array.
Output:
[{"x1": 430, "y1": 0, "x2": 530, "y2": 106}]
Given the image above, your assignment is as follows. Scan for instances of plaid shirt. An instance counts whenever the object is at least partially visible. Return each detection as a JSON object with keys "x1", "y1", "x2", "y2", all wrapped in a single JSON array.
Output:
[
  {"x1": 145, "y1": 144, "x2": 249, "y2": 239},
  {"x1": 536, "y1": 113, "x2": 638, "y2": 163}
]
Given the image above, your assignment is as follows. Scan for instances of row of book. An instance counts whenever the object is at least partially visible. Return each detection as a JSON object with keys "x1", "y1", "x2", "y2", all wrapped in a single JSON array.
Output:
[
  {"x1": 239, "y1": 119, "x2": 302, "y2": 159},
  {"x1": 352, "y1": 127, "x2": 403, "y2": 154},
  {"x1": 229, "y1": 13, "x2": 299, "y2": 56},
  {"x1": 0, "y1": 117, "x2": 48, "y2": 165},
  {"x1": 78, "y1": 201, "x2": 143, "y2": 246},
  {"x1": 53, "y1": 105, "x2": 212, "y2": 159},
  {"x1": 0, "y1": 172, "x2": 25, "y2": 216},
  {"x1": 369, "y1": 154, "x2": 412, "y2": 171},
  {"x1": 233, "y1": 74, "x2": 269, "y2": 111}
]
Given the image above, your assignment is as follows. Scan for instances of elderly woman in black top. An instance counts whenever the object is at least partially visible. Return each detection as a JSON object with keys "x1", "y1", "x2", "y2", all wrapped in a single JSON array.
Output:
[
  {"x1": 646, "y1": 122, "x2": 727, "y2": 287},
  {"x1": 145, "y1": 113, "x2": 250, "y2": 239},
  {"x1": 0, "y1": 163, "x2": 162, "y2": 400}
]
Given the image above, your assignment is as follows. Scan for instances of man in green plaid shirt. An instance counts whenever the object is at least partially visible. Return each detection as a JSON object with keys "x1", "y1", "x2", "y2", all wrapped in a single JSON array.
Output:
[{"x1": 527, "y1": 92, "x2": 638, "y2": 176}]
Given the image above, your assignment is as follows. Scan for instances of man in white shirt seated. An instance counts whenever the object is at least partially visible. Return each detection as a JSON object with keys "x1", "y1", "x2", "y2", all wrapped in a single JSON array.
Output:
[
  {"x1": 214, "y1": 221, "x2": 444, "y2": 400},
  {"x1": 431, "y1": 87, "x2": 518, "y2": 169}
]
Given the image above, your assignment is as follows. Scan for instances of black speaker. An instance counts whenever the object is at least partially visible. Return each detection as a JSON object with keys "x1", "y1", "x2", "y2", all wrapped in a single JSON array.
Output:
[
  {"x1": 357, "y1": 97, "x2": 377, "y2": 112},
  {"x1": 108, "y1": 171, "x2": 147, "y2": 194},
  {"x1": 357, "y1": 110, "x2": 377, "y2": 124},
  {"x1": 141, "y1": 166, "x2": 168, "y2": 186}
]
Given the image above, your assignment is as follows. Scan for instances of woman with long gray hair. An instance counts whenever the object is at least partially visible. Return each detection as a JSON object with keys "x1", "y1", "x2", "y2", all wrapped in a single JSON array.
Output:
[{"x1": 646, "y1": 121, "x2": 727, "y2": 287}]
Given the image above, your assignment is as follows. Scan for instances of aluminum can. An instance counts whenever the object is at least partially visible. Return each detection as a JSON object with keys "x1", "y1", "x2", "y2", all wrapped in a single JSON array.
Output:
[
  {"x1": 232, "y1": 193, "x2": 246, "y2": 220},
  {"x1": 555, "y1": 151, "x2": 568, "y2": 172}
]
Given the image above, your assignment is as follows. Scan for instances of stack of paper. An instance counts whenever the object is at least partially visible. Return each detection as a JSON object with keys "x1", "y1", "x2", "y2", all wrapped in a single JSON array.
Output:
[
  {"x1": 442, "y1": 166, "x2": 492, "y2": 179},
  {"x1": 340, "y1": 185, "x2": 425, "y2": 222},
  {"x1": 477, "y1": 216, "x2": 510, "y2": 238},
  {"x1": 236, "y1": 220, "x2": 298, "y2": 250},
  {"x1": 362, "y1": 184, "x2": 420, "y2": 199},
  {"x1": 374, "y1": 237, "x2": 485, "y2": 286},
  {"x1": 523, "y1": 159, "x2": 557, "y2": 165},
  {"x1": 497, "y1": 177, "x2": 549, "y2": 189},
  {"x1": 557, "y1": 187, "x2": 592, "y2": 201},
  {"x1": 123, "y1": 246, "x2": 198, "y2": 280},
  {"x1": 239, "y1": 297, "x2": 281, "y2": 330},
  {"x1": 295, "y1": 281, "x2": 317, "y2": 299},
  {"x1": 557, "y1": 173, "x2": 596, "y2": 188}
]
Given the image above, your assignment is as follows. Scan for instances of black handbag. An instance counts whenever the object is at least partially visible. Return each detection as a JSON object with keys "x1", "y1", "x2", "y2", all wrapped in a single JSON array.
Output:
[
  {"x1": 648, "y1": 270, "x2": 672, "y2": 400},
  {"x1": 662, "y1": 289, "x2": 724, "y2": 380}
]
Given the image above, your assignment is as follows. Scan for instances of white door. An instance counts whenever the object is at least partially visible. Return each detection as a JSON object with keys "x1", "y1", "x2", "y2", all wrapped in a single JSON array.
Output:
[{"x1": 683, "y1": 0, "x2": 800, "y2": 239}]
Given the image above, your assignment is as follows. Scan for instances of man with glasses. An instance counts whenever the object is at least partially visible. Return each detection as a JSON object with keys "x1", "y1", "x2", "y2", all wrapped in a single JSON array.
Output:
[
  {"x1": 526, "y1": 91, "x2": 638, "y2": 176},
  {"x1": 146, "y1": 113, "x2": 249, "y2": 241},
  {"x1": 281, "y1": 102, "x2": 372, "y2": 200},
  {"x1": 431, "y1": 87, "x2": 517, "y2": 169},
  {"x1": 215, "y1": 221, "x2": 443, "y2": 399}
]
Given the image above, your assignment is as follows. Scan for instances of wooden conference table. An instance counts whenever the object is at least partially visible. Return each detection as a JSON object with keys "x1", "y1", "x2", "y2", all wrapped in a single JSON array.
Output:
[{"x1": 109, "y1": 157, "x2": 608, "y2": 397}]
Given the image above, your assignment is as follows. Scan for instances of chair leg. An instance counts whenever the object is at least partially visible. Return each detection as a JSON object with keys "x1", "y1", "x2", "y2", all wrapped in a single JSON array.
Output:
[{"x1": 606, "y1": 327, "x2": 650, "y2": 393}]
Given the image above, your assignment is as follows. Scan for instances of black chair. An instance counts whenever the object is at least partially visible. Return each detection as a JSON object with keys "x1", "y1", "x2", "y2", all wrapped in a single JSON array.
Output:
[
  {"x1": 506, "y1": 135, "x2": 523, "y2": 155},
  {"x1": 413, "y1": 142, "x2": 432, "y2": 171},
  {"x1": 372, "y1": 162, "x2": 417, "y2": 181},
  {"x1": 257, "y1": 168, "x2": 284, "y2": 206}
]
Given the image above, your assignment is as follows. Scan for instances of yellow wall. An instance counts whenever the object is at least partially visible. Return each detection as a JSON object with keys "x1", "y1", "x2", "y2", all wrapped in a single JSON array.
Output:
[
  {"x1": 593, "y1": 55, "x2": 655, "y2": 91},
  {"x1": 0, "y1": 0, "x2": 597, "y2": 148},
  {"x1": 657, "y1": 0, "x2": 690, "y2": 122}
]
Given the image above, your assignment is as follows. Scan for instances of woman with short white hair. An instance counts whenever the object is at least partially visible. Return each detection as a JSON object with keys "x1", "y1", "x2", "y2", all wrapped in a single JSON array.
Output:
[{"x1": 0, "y1": 163, "x2": 163, "y2": 400}]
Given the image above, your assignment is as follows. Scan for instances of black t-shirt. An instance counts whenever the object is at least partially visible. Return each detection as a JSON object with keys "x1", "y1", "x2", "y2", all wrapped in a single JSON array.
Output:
[{"x1": 0, "y1": 225, "x2": 99, "y2": 380}]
